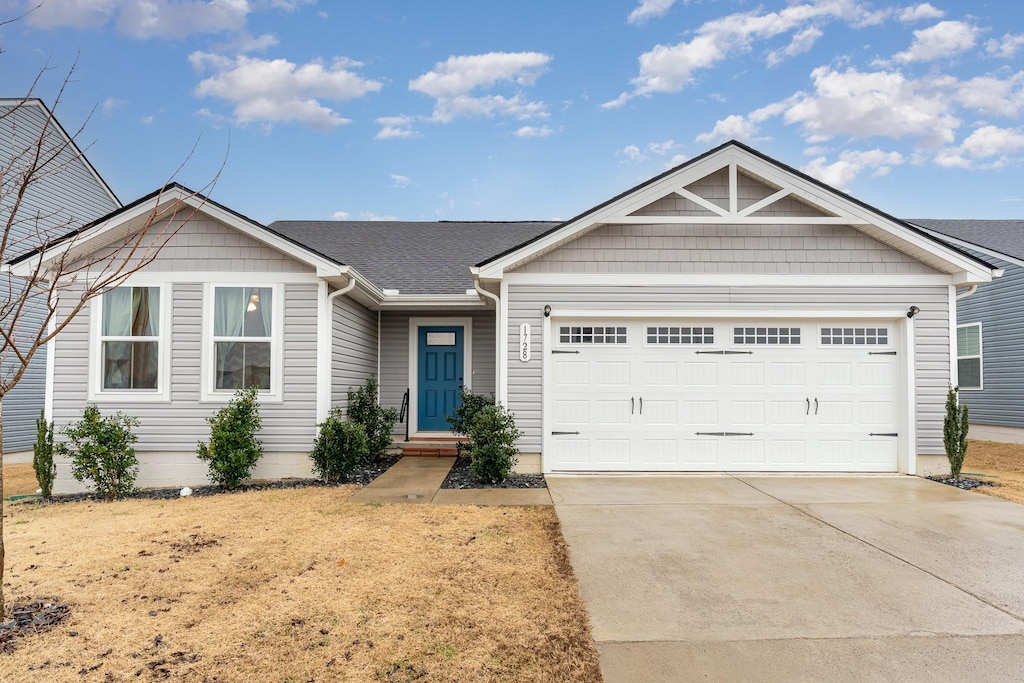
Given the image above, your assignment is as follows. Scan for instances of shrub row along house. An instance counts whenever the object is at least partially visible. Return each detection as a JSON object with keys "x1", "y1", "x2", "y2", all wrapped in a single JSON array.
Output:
[{"x1": 7, "y1": 139, "x2": 1007, "y2": 493}]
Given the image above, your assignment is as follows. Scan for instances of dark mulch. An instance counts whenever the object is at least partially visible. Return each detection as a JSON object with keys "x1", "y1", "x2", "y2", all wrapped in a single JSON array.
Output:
[
  {"x1": 928, "y1": 475, "x2": 996, "y2": 491},
  {"x1": 0, "y1": 597, "x2": 72, "y2": 654},
  {"x1": 441, "y1": 457, "x2": 547, "y2": 489},
  {"x1": 14, "y1": 456, "x2": 401, "y2": 506}
]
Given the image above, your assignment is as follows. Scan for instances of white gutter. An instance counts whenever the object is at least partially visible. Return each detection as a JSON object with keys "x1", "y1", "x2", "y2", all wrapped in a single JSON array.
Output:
[
  {"x1": 472, "y1": 268, "x2": 502, "y2": 401},
  {"x1": 956, "y1": 284, "x2": 978, "y2": 300}
]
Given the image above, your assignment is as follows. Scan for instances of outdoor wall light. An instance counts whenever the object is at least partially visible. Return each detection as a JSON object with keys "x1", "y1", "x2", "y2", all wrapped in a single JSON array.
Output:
[
  {"x1": 543, "y1": 305, "x2": 552, "y2": 317},
  {"x1": 907, "y1": 306, "x2": 921, "y2": 318}
]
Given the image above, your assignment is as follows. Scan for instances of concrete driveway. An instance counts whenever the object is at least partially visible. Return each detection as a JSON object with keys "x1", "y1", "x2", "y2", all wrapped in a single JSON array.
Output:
[{"x1": 548, "y1": 475, "x2": 1024, "y2": 682}]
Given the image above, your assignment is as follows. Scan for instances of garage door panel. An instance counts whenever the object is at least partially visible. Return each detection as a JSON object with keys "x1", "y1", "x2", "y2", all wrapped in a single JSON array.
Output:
[{"x1": 549, "y1": 318, "x2": 900, "y2": 473}]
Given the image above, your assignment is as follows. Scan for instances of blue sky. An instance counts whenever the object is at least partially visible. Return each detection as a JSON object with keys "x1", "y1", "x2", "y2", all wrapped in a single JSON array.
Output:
[{"x1": 2, "y1": 0, "x2": 1024, "y2": 222}]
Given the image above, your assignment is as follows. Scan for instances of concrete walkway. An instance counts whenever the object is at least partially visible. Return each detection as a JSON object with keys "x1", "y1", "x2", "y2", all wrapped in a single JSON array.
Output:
[
  {"x1": 549, "y1": 474, "x2": 1024, "y2": 682},
  {"x1": 347, "y1": 457, "x2": 552, "y2": 506}
]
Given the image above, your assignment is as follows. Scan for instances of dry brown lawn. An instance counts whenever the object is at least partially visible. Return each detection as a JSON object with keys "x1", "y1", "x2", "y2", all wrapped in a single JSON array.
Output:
[
  {"x1": 3, "y1": 463, "x2": 38, "y2": 498},
  {"x1": 0, "y1": 487, "x2": 601, "y2": 682},
  {"x1": 962, "y1": 439, "x2": 1024, "y2": 505}
]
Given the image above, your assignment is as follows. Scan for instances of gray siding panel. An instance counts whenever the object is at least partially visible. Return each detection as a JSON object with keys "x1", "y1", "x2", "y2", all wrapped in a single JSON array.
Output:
[
  {"x1": 378, "y1": 310, "x2": 496, "y2": 435},
  {"x1": 332, "y1": 295, "x2": 379, "y2": 412},
  {"x1": 1, "y1": 102, "x2": 120, "y2": 453},
  {"x1": 956, "y1": 252, "x2": 1024, "y2": 427},
  {"x1": 514, "y1": 223, "x2": 937, "y2": 275},
  {"x1": 505, "y1": 284, "x2": 950, "y2": 456}
]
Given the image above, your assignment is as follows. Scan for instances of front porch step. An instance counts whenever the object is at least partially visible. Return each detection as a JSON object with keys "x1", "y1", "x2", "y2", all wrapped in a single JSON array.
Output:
[{"x1": 393, "y1": 441, "x2": 461, "y2": 458}]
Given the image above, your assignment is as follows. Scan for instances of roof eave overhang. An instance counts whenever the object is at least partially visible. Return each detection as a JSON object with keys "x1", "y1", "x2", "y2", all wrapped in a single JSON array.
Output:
[{"x1": 375, "y1": 292, "x2": 490, "y2": 310}]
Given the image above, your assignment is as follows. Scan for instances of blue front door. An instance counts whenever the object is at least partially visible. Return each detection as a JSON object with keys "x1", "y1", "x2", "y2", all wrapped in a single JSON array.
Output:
[{"x1": 417, "y1": 326, "x2": 464, "y2": 432}]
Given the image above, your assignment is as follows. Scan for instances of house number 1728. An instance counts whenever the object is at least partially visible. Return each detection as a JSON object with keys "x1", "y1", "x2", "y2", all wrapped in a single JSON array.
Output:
[{"x1": 520, "y1": 323, "x2": 531, "y2": 362}]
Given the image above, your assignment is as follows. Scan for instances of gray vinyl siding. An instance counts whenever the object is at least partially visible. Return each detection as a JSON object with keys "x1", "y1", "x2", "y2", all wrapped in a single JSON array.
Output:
[
  {"x1": 955, "y1": 252, "x2": 1024, "y2": 427},
  {"x1": 1, "y1": 102, "x2": 120, "y2": 452},
  {"x1": 332, "y1": 294, "x2": 379, "y2": 413},
  {"x1": 515, "y1": 222, "x2": 937, "y2": 275},
  {"x1": 379, "y1": 310, "x2": 496, "y2": 435},
  {"x1": 505, "y1": 284, "x2": 951, "y2": 456},
  {"x1": 87, "y1": 215, "x2": 315, "y2": 273},
  {"x1": 52, "y1": 281, "x2": 319, "y2": 453}
]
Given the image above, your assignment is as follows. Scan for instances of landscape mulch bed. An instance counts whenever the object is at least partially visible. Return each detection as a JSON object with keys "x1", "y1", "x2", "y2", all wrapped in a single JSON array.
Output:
[
  {"x1": 0, "y1": 598, "x2": 72, "y2": 655},
  {"x1": 441, "y1": 457, "x2": 547, "y2": 490},
  {"x1": 927, "y1": 475, "x2": 997, "y2": 491}
]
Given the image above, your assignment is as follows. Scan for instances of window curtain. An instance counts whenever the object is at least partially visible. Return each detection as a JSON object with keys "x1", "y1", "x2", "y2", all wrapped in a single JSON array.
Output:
[
  {"x1": 256, "y1": 287, "x2": 273, "y2": 337},
  {"x1": 215, "y1": 287, "x2": 247, "y2": 337},
  {"x1": 102, "y1": 288, "x2": 133, "y2": 337},
  {"x1": 131, "y1": 287, "x2": 160, "y2": 336}
]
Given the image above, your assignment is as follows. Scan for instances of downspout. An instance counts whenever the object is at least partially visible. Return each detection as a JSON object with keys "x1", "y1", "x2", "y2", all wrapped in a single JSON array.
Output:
[
  {"x1": 322, "y1": 275, "x2": 357, "y2": 418},
  {"x1": 472, "y1": 272, "x2": 501, "y2": 398}
]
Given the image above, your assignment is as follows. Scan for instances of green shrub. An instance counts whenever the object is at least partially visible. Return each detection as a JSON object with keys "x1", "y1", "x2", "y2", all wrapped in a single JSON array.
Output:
[
  {"x1": 309, "y1": 409, "x2": 369, "y2": 482},
  {"x1": 464, "y1": 402, "x2": 522, "y2": 485},
  {"x1": 33, "y1": 408, "x2": 56, "y2": 498},
  {"x1": 196, "y1": 385, "x2": 263, "y2": 488},
  {"x1": 446, "y1": 387, "x2": 495, "y2": 456},
  {"x1": 944, "y1": 385, "x2": 970, "y2": 478},
  {"x1": 347, "y1": 376, "x2": 398, "y2": 458},
  {"x1": 57, "y1": 404, "x2": 140, "y2": 500}
]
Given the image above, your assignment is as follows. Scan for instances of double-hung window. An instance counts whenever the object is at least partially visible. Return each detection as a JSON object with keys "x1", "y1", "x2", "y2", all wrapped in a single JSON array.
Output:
[
  {"x1": 956, "y1": 323, "x2": 983, "y2": 390},
  {"x1": 209, "y1": 285, "x2": 276, "y2": 396},
  {"x1": 97, "y1": 286, "x2": 164, "y2": 396}
]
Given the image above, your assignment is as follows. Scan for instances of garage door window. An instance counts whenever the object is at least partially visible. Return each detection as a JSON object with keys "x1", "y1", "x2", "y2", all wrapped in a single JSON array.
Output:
[
  {"x1": 559, "y1": 325, "x2": 627, "y2": 344},
  {"x1": 733, "y1": 326, "x2": 801, "y2": 345},
  {"x1": 646, "y1": 326, "x2": 714, "y2": 345},
  {"x1": 821, "y1": 327, "x2": 889, "y2": 346}
]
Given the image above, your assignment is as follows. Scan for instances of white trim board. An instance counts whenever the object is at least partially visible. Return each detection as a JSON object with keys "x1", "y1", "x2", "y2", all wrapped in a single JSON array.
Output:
[{"x1": 407, "y1": 316, "x2": 473, "y2": 439}]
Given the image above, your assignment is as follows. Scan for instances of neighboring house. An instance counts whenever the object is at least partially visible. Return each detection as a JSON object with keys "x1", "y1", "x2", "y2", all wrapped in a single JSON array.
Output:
[
  {"x1": 908, "y1": 220, "x2": 1024, "y2": 443},
  {"x1": 0, "y1": 98, "x2": 121, "y2": 455},
  {"x1": 10, "y1": 141, "x2": 997, "y2": 493}
]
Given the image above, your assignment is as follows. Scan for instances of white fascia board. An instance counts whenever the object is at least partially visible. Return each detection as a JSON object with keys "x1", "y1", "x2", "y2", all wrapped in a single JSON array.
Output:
[
  {"x1": 376, "y1": 293, "x2": 490, "y2": 309},
  {"x1": 502, "y1": 271, "x2": 956, "y2": 287},
  {"x1": 326, "y1": 266, "x2": 384, "y2": 305}
]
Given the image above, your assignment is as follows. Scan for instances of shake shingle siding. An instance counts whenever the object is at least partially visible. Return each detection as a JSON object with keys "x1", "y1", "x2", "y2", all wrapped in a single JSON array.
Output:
[
  {"x1": 505, "y1": 283, "x2": 951, "y2": 456},
  {"x1": 1, "y1": 101, "x2": 119, "y2": 452}
]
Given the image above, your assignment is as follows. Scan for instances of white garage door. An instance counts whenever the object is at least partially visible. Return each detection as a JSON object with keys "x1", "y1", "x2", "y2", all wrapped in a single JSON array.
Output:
[{"x1": 549, "y1": 320, "x2": 900, "y2": 472}]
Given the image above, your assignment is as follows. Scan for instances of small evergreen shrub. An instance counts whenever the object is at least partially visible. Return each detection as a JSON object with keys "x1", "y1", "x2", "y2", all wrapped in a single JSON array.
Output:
[
  {"x1": 464, "y1": 402, "x2": 522, "y2": 485},
  {"x1": 196, "y1": 385, "x2": 263, "y2": 488},
  {"x1": 347, "y1": 376, "x2": 398, "y2": 458},
  {"x1": 57, "y1": 404, "x2": 140, "y2": 500},
  {"x1": 33, "y1": 408, "x2": 56, "y2": 498},
  {"x1": 944, "y1": 385, "x2": 970, "y2": 478},
  {"x1": 309, "y1": 408, "x2": 369, "y2": 482},
  {"x1": 446, "y1": 388, "x2": 496, "y2": 456}
]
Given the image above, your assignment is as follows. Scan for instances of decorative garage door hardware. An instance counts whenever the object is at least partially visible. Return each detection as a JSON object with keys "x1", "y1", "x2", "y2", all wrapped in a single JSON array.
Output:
[
  {"x1": 696, "y1": 432, "x2": 756, "y2": 437},
  {"x1": 869, "y1": 433, "x2": 899, "y2": 437},
  {"x1": 868, "y1": 351, "x2": 898, "y2": 355},
  {"x1": 695, "y1": 350, "x2": 754, "y2": 355},
  {"x1": 551, "y1": 431, "x2": 581, "y2": 435},
  {"x1": 631, "y1": 397, "x2": 643, "y2": 414},
  {"x1": 806, "y1": 398, "x2": 819, "y2": 415},
  {"x1": 551, "y1": 349, "x2": 580, "y2": 354}
]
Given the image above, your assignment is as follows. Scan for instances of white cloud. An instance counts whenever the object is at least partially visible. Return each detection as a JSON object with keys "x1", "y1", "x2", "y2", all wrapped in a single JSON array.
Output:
[
  {"x1": 375, "y1": 115, "x2": 420, "y2": 140},
  {"x1": 26, "y1": 0, "x2": 253, "y2": 39},
  {"x1": 102, "y1": 97, "x2": 127, "y2": 115},
  {"x1": 987, "y1": 33, "x2": 1024, "y2": 59},
  {"x1": 802, "y1": 149, "x2": 905, "y2": 189},
  {"x1": 959, "y1": 125, "x2": 1024, "y2": 158},
  {"x1": 330, "y1": 210, "x2": 350, "y2": 220},
  {"x1": 389, "y1": 174, "x2": 411, "y2": 187},
  {"x1": 894, "y1": 20, "x2": 979, "y2": 63},
  {"x1": 695, "y1": 114, "x2": 759, "y2": 143},
  {"x1": 899, "y1": 3, "x2": 944, "y2": 23},
  {"x1": 646, "y1": 139, "x2": 678, "y2": 155},
  {"x1": 409, "y1": 52, "x2": 552, "y2": 123},
  {"x1": 514, "y1": 125, "x2": 554, "y2": 138},
  {"x1": 782, "y1": 66, "x2": 960, "y2": 146},
  {"x1": 953, "y1": 73, "x2": 1024, "y2": 117},
  {"x1": 766, "y1": 26, "x2": 823, "y2": 67},
  {"x1": 140, "y1": 115, "x2": 154, "y2": 124},
  {"x1": 360, "y1": 211, "x2": 398, "y2": 221},
  {"x1": 603, "y1": 1, "x2": 884, "y2": 107},
  {"x1": 627, "y1": 0, "x2": 677, "y2": 25},
  {"x1": 191, "y1": 53, "x2": 382, "y2": 130},
  {"x1": 617, "y1": 145, "x2": 647, "y2": 162},
  {"x1": 665, "y1": 153, "x2": 688, "y2": 168}
]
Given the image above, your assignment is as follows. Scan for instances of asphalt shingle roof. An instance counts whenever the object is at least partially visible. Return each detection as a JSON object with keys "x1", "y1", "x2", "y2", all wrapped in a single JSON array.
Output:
[
  {"x1": 907, "y1": 219, "x2": 1024, "y2": 262},
  {"x1": 268, "y1": 220, "x2": 558, "y2": 294}
]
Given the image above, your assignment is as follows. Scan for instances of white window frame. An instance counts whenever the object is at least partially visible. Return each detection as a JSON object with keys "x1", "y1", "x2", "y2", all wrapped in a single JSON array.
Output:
[
  {"x1": 89, "y1": 284, "x2": 171, "y2": 402},
  {"x1": 201, "y1": 282, "x2": 284, "y2": 403},
  {"x1": 956, "y1": 322, "x2": 983, "y2": 391}
]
